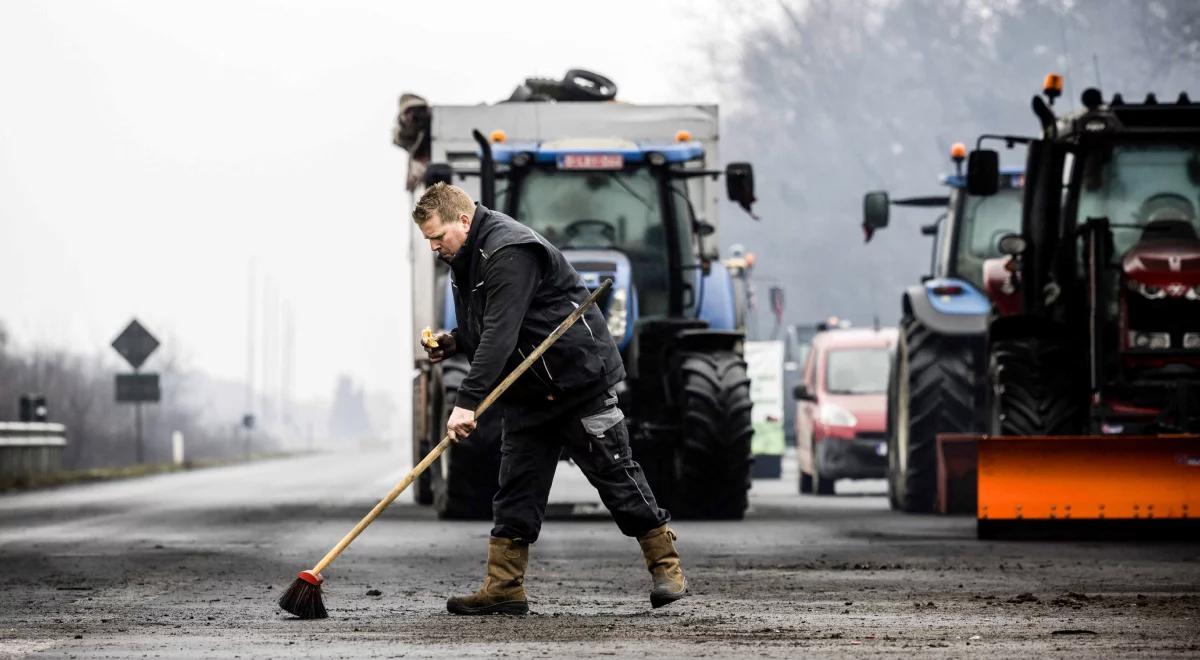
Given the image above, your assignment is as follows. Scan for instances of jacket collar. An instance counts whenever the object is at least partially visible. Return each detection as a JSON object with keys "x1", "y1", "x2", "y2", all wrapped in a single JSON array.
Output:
[{"x1": 449, "y1": 203, "x2": 491, "y2": 276}]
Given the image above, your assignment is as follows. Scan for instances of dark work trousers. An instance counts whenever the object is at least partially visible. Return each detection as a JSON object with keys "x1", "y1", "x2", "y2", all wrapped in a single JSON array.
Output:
[{"x1": 490, "y1": 390, "x2": 670, "y2": 543}]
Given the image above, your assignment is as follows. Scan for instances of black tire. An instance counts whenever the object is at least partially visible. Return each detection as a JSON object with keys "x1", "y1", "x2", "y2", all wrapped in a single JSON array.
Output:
[
  {"x1": 413, "y1": 414, "x2": 434, "y2": 506},
  {"x1": 884, "y1": 348, "x2": 902, "y2": 511},
  {"x1": 412, "y1": 366, "x2": 437, "y2": 506},
  {"x1": 813, "y1": 457, "x2": 836, "y2": 496},
  {"x1": 431, "y1": 356, "x2": 500, "y2": 520},
  {"x1": 560, "y1": 69, "x2": 617, "y2": 101},
  {"x1": 889, "y1": 316, "x2": 982, "y2": 513},
  {"x1": 672, "y1": 351, "x2": 754, "y2": 519},
  {"x1": 799, "y1": 471, "x2": 813, "y2": 494},
  {"x1": 987, "y1": 334, "x2": 1085, "y2": 436}
]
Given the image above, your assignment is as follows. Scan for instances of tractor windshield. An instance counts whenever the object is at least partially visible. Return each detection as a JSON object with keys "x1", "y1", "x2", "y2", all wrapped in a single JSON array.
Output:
[
  {"x1": 511, "y1": 167, "x2": 693, "y2": 316},
  {"x1": 825, "y1": 348, "x2": 891, "y2": 395},
  {"x1": 1075, "y1": 143, "x2": 1200, "y2": 257},
  {"x1": 953, "y1": 187, "x2": 1023, "y2": 290}
]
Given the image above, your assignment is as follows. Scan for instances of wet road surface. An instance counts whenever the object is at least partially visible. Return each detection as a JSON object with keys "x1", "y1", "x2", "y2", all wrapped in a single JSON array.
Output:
[{"x1": 1, "y1": 447, "x2": 1198, "y2": 657}]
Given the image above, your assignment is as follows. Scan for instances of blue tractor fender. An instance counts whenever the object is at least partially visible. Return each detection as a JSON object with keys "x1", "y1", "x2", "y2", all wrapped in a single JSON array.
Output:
[
  {"x1": 697, "y1": 264, "x2": 737, "y2": 331},
  {"x1": 902, "y1": 277, "x2": 989, "y2": 336},
  {"x1": 442, "y1": 277, "x2": 458, "y2": 331}
]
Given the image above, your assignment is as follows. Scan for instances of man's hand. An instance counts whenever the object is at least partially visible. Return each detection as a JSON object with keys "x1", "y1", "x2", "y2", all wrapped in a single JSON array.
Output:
[
  {"x1": 424, "y1": 332, "x2": 457, "y2": 364},
  {"x1": 446, "y1": 406, "x2": 476, "y2": 443}
]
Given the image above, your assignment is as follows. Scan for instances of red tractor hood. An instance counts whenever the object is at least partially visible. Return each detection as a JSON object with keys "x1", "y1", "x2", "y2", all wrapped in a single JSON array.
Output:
[{"x1": 1122, "y1": 241, "x2": 1200, "y2": 291}]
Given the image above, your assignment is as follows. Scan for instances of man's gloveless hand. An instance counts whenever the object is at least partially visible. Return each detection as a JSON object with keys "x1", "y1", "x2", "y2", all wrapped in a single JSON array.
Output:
[
  {"x1": 425, "y1": 332, "x2": 457, "y2": 364},
  {"x1": 446, "y1": 406, "x2": 476, "y2": 443}
]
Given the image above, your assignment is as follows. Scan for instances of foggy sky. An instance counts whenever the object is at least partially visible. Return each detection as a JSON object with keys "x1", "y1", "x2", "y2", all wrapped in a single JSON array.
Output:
[{"x1": 0, "y1": 1, "x2": 724, "y2": 431}]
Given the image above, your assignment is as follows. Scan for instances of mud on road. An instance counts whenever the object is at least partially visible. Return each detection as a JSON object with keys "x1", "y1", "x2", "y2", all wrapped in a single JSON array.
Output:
[{"x1": 1, "y1": 450, "x2": 1198, "y2": 658}]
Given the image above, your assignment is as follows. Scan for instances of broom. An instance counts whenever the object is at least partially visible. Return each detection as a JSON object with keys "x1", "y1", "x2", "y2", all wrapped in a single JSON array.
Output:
[{"x1": 279, "y1": 279, "x2": 612, "y2": 619}]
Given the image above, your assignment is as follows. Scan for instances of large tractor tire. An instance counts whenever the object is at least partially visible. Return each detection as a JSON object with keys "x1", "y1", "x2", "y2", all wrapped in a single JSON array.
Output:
[
  {"x1": 672, "y1": 351, "x2": 754, "y2": 519},
  {"x1": 431, "y1": 355, "x2": 501, "y2": 520},
  {"x1": 888, "y1": 316, "x2": 981, "y2": 513},
  {"x1": 987, "y1": 334, "x2": 1085, "y2": 436}
]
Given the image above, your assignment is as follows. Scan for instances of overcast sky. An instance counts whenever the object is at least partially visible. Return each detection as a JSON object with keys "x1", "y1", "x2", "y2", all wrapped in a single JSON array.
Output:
[{"x1": 0, "y1": 1, "x2": 730, "y2": 411}]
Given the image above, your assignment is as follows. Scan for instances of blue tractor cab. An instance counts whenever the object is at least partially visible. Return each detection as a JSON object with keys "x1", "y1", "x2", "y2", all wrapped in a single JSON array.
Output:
[
  {"x1": 442, "y1": 139, "x2": 741, "y2": 350},
  {"x1": 860, "y1": 143, "x2": 1026, "y2": 512},
  {"x1": 427, "y1": 128, "x2": 759, "y2": 519}
]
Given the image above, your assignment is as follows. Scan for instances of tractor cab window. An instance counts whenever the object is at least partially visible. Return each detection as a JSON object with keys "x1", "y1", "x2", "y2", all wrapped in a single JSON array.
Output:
[
  {"x1": 954, "y1": 188, "x2": 1023, "y2": 290},
  {"x1": 824, "y1": 348, "x2": 890, "y2": 395},
  {"x1": 514, "y1": 167, "x2": 680, "y2": 316},
  {"x1": 1075, "y1": 144, "x2": 1200, "y2": 258}
]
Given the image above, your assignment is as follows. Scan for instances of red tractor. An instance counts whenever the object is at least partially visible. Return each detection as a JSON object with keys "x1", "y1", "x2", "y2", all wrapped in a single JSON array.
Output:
[{"x1": 966, "y1": 75, "x2": 1200, "y2": 537}]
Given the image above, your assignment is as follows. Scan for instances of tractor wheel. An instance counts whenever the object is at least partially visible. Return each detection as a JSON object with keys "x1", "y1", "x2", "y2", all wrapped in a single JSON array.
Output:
[
  {"x1": 431, "y1": 355, "x2": 500, "y2": 520},
  {"x1": 987, "y1": 334, "x2": 1085, "y2": 436},
  {"x1": 884, "y1": 348, "x2": 902, "y2": 510},
  {"x1": 560, "y1": 69, "x2": 617, "y2": 101},
  {"x1": 813, "y1": 458, "x2": 836, "y2": 496},
  {"x1": 672, "y1": 351, "x2": 754, "y2": 519},
  {"x1": 412, "y1": 369, "x2": 434, "y2": 505},
  {"x1": 888, "y1": 316, "x2": 981, "y2": 513}
]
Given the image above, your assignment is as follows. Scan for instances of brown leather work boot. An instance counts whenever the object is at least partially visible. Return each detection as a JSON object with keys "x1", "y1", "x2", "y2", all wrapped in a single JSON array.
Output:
[
  {"x1": 638, "y1": 525, "x2": 688, "y2": 608},
  {"x1": 446, "y1": 537, "x2": 529, "y2": 615}
]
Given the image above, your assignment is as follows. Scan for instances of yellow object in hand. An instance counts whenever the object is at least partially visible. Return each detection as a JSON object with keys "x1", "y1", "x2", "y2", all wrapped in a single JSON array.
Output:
[{"x1": 421, "y1": 327, "x2": 438, "y2": 349}]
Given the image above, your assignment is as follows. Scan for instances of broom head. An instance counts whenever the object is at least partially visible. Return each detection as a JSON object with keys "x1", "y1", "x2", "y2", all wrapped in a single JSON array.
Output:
[{"x1": 278, "y1": 570, "x2": 327, "y2": 619}]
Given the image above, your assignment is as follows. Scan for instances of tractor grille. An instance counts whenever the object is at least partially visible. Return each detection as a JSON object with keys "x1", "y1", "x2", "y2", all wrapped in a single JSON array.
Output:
[{"x1": 1135, "y1": 255, "x2": 1200, "y2": 272}]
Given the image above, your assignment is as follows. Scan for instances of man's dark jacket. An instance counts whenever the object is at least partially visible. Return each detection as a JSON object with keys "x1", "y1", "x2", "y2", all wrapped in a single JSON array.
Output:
[{"x1": 448, "y1": 205, "x2": 624, "y2": 411}]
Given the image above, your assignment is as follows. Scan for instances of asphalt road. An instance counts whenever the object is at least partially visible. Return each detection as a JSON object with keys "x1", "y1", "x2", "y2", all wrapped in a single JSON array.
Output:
[{"x1": 1, "y1": 447, "x2": 1198, "y2": 658}]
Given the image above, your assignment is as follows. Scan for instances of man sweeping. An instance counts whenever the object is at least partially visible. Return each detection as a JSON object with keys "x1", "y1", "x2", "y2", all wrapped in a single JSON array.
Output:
[{"x1": 413, "y1": 182, "x2": 687, "y2": 614}]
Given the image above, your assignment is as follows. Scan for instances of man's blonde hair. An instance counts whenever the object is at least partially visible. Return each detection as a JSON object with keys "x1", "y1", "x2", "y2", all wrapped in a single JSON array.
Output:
[{"x1": 412, "y1": 182, "x2": 475, "y2": 225}]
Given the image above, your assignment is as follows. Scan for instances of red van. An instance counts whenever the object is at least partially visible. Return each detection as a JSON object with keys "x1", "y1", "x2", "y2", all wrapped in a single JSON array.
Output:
[{"x1": 794, "y1": 327, "x2": 897, "y2": 495}]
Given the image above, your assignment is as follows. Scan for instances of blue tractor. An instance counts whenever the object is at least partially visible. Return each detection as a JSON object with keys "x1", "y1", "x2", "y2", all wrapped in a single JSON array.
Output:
[
  {"x1": 405, "y1": 96, "x2": 759, "y2": 520},
  {"x1": 862, "y1": 144, "x2": 1025, "y2": 512}
]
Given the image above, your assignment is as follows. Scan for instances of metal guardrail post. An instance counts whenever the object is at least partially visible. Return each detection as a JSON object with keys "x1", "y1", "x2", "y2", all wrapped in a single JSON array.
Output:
[{"x1": 0, "y1": 422, "x2": 67, "y2": 481}]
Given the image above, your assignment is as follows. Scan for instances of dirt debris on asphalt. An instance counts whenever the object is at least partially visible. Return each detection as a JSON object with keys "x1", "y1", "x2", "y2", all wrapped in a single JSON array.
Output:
[{"x1": 0, "y1": 450, "x2": 1197, "y2": 658}]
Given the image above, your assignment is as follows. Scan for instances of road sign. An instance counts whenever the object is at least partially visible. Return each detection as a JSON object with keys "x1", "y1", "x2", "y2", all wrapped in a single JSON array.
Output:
[
  {"x1": 111, "y1": 319, "x2": 160, "y2": 370},
  {"x1": 116, "y1": 374, "x2": 161, "y2": 403}
]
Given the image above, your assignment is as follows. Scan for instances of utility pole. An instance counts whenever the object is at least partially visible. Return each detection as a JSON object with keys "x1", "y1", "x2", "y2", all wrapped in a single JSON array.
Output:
[{"x1": 282, "y1": 301, "x2": 295, "y2": 443}]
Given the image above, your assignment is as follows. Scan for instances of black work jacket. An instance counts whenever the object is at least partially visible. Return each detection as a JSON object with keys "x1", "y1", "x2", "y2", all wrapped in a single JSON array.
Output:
[{"x1": 449, "y1": 205, "x2": 625, "y2": 412}]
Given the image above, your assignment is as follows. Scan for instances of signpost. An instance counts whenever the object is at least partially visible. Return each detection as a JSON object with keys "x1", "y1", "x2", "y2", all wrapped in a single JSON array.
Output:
[{"x1": 111, "y1": 319, "x2": 160, "y2": 463}]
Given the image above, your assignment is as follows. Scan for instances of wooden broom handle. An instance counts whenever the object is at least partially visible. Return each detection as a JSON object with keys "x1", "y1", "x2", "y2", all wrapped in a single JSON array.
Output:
[{"x1": 311, "y1": 279, "x2": 612, "y2": 575}]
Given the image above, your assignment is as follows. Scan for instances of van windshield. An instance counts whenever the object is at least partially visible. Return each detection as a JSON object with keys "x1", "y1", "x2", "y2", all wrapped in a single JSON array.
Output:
[{"x1": 825, "y1": 348, "x2": 890, "y2": 395}]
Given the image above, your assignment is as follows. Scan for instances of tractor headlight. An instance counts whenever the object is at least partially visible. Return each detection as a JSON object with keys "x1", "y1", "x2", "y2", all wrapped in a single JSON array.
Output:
[
  {"x1": 819, "y1": 403, "x2": 858, "y2": 428},
  {"x1": 1129, "y1": 331, "x2": 1171, "y2": 350},
  {"x1": 1135, "y1": 282, "x2": 1168, "y2": 300},
  {"x1": 606, "y1": 287, "x2": 628, "y2": 339},
  {"x1": 1184, "y1": 333, "x2": 1200, "y2": 349},
  {"x1": 1187, "y1": 286, "x2": 1200, "y2": 301}
]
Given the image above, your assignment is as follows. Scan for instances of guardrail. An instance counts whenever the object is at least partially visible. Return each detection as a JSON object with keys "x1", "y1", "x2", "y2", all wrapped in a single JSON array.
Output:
[{"x1": 0, "y1": 422, "x2": 67, "y2": 480}]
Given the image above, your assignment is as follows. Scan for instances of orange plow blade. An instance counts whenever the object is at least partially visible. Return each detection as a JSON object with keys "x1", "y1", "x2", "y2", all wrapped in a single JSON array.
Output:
[{"x1": 976, "y1": 434, "x2": 1200, "y2": 539}]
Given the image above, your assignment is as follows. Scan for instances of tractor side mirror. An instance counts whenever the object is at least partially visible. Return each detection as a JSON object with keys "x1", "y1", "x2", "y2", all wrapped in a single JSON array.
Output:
[
  {"x1": 862, "y1": 191, "x2": 889, "y2": 243},
  {"x1": 725, "y1": 162, "x2": 756, "y2": 216},
  {"x1": 997, "y1": 233, "x2": 1027, "y2": 256},
  {"x1": 423, "y1": 162, "x2": 453, "y2": 187},
  {"x1": 966, "y1": 149, "x2": 1000, "y2": 196},
  {"x1": 793, "y1": 384, "x2": 815, "y2": 401},
  {"x1": 693, "y1": 219, "x2": 716, "y2": 237}
]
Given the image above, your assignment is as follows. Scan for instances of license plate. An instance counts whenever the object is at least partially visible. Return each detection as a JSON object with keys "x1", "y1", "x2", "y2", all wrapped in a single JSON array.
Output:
[
  {"x1": 875, "y1": 442, "x2": 887, "y2": 457},
  {"x1": 559, "y1": 153, "x2": 624, "y2": 170}
]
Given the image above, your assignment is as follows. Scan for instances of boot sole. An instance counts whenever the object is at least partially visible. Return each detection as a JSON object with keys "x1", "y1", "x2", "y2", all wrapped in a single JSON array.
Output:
[
  {"x1": 446, "y1": 599, "x2": 529, "y2": 616},
  {"x1": 650, "y1": 588, "x2": 688, "y2": 609}
]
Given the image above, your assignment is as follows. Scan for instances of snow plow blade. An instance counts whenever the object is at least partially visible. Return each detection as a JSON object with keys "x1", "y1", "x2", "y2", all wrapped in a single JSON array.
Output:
[{"x1": 976, "y1": 434, "x2": 1200, "y2": 540}]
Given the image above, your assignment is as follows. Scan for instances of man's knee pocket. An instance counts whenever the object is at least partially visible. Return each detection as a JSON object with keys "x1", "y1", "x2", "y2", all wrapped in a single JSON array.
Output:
[{"x1": 578, "y1": 406, "x2": 633, "y2": 469}]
